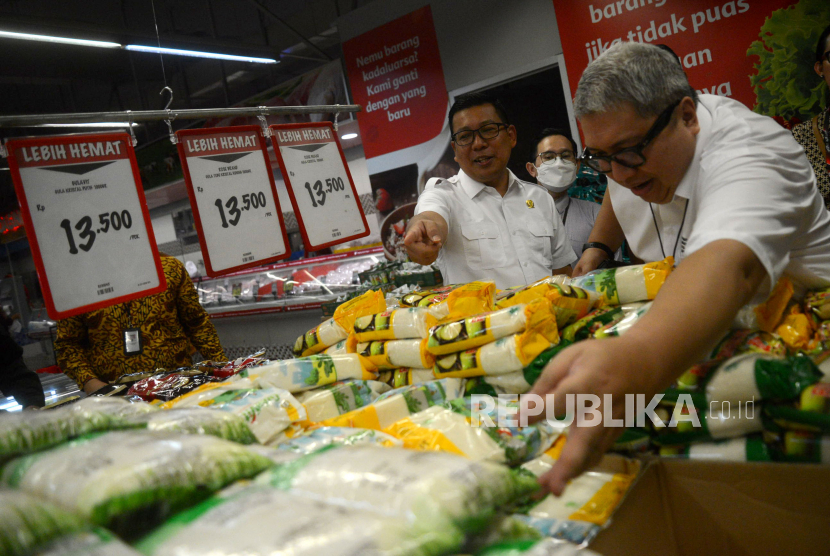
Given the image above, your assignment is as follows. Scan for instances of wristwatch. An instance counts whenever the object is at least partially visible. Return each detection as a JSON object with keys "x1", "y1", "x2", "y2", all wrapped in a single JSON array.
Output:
[{"x1": 582, "y1": 242, "x2": 615, "y2": 260}]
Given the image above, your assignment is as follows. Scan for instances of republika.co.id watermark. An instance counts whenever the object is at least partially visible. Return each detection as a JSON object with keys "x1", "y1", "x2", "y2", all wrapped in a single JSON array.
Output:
[{"x1": 470, "y1": 393, "x2": 756, "y2": 428}]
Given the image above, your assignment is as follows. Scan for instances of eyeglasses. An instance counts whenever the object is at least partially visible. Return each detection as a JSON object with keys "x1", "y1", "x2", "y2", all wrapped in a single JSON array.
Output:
[
  {"x1": 452, "y1": 123, "x2": 508, "y2": 146},
  {"x1": 536, "y1": 150, "x2": 576, "y2": 165},
  {"x1": 582, "y1": 99, "x2": 682, "y2": 174}
]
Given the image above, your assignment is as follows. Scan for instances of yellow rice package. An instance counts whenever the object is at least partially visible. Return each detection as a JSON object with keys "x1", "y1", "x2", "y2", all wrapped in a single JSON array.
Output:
[
  {"x1": 355, "y1": 338, "x2": 435, "y2": 370},
  {"x1": 391, "y1": 368, "x2": 436, "y2": 388},
  {"x1": 776, "y1": 305, "x2": 815, "y2": 351},
  {"x1": 495, "y1": 277, "x2": 561, "y2": 310},
  {"x1": 352, "y1": 307, "x2": 437, "y2": 341},
  {"x1": 293, "y1": 289, "x2": 385, "y2": 356},
  {"x1": 754, "y1": 276, "x2": 794, "y2": 332},
  {"x1": 433, "y1": 316, "x2": 558, "y2": 379},
  {"x1": 426, "y1": 298, "x2": 553, "y2": 356},
  {"x1": 401, "y1": 282, "x2": 495, "y2": 321},
  {"x1": 804, "y1": 286, "x2": 830, "y2": 321},
  {"x1": 570, "y1": 256, "x2": 674, "y2": 306},
  {"x1": 544, "y1": 283, "x2": 601, "y2": 329}
]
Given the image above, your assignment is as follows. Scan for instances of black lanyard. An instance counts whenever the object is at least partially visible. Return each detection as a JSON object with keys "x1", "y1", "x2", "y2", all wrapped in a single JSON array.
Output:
[
  {"x1": 650, "y1": 199, "x2": 689, "y2": 260},
  {"x1": 558, "y1": 197, "x2": 571, "y2": 226}
]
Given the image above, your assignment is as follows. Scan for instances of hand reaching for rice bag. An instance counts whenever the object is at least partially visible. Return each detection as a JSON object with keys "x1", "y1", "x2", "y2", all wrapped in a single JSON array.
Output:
[{"x1": 404, "y1": 212, "x2": 448, "y2": 265}]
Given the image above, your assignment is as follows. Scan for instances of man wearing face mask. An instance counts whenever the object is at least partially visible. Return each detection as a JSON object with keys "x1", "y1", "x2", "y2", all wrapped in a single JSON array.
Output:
[
  {"x1": 526, "y1": 129, "x2": 601, "y2": 264},
  {"x1": 404, "y1": 93, "x2": 574, "y2": 288}
]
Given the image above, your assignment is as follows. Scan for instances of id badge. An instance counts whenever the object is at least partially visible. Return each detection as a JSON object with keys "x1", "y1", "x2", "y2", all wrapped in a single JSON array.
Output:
[{"x1": 123, "y1": 328, "x2": 143, "y2": 356}]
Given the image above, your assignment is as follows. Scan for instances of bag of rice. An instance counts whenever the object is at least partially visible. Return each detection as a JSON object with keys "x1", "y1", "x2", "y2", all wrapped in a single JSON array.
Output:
[
  {"x1": 561, "y1": 307, "x2": 625, "y2": 343},
  {"x1": 136, "y1": 482, "x2": 463, "y2": 556},
  {"x1": 278, "y1": 426, "x2": 402, "y2": 454},
  {"x1": 293, "y1": 289, "x2": 386, "y2": 356},
  {"x1": 0, "y1": 396, "x2": 157, "y2": 461},
  {"x1": 647, "y1": 400, "x2": 763, "y2": 446},
  {"x1": 161, "y1": 379, "x2": 306, "y2": 445},
  {"x1": 427, "y1": 299, "x2": 554, "y2": 356},
  {"x1": 465, "y1": 342, "x2": 574, "y2": 396},
  {"x1": 804, "y1": 286, "x2": 830, "y2": 321},
  {"x1": 475, "y1": 539, "x2": 602, "y2": 556},
  {"x1": 356, "y1": 338, "x2": 436, "y2": 370},
  {"x1": 124, "y1": 407, "x2": 257, "y2": 444},
  {"x1": 701, "y1": 353, "x2": 821, "y2": 405},
  {"x1": 392, "y1": 368, "x2": 437, "y2": 387},
  {"x1": 764, "y1": 380, "x2": 830, "y2": 433},
  {"x1": 247, "y1": 353, "x2": 376, "y2": 393},
  {"x1": 570, "y1": 257, "x2": 674, "y2": 306},
  {"x1": 296, "y1": 380, "x2": 390, "y2": 422},
  {"x1": 433, "y1": 316, "x2": 558, "y2": 379},
  {"x1": 259, "y1": 445, "x2": 540, "y2": 534},
  {"x1": 34, "y1": 528, "x2": 143, "y2": 556},
  {"x1": 0, "y1": 490, "x2": 86, "y2": 556},
  {"x1": 659, "y1": 435, "x2": 771, "y2": 461},
  {"x1": 543, "y1": 284, "x2": 601, "y2": 329},
  {"x1": 594, "y1": 302, "x2": 652, "y2": 338},
  {"x1": 324, "y1": 338, "x2": 350, "y2": 356},
  {"x1": 1, "y1": 431, "x2": 273, "y2": 539},
  {"x1": 764, "y1": 426, "x2": 830, "y2": 463},
  {"x1": 353, "y1": 307, "x2": 438, "y2": 341},
  {"x1": 515, "y1": 445, "x2": 638, "y2": 546},
  {"x1": 320, "y1": 379, "x2": 465, "y2": 431},
  {"x1": 400, "y1": 282, "x2": 495, "y2": 322}
]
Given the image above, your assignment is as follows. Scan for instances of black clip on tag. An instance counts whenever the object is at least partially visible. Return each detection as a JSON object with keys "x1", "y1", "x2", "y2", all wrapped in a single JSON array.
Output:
[{"x1": 123, "y1": 328, "x2": 143, "y2": 356}]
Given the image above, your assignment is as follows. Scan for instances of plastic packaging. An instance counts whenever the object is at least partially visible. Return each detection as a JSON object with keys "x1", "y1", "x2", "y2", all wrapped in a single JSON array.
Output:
[
  {"x1": 247, "y1": 353, "x2": 376, "y2": 393},
  {"x1": 475, "y1": 539, "x2": 602, "y2": 556},
  {"x1": 594, "y1": 302, "x2": 652, "y2": 338},
  {"x1": 561, "y1": 307, "x2": 625, "y2": 343},
  {"x1": 703, "y1": 353, "x2": 822, "y2": 405},
  {"x1": 434, "y1": 322, "x2": 557, "y2": 379},
  {"x1": 0, "y1": 490, "x2": 85, "y2": 556},
  {"x1": 353, "y1": 307, "x2": 438, "y2": 341},
  {"x1": 1, "y1": 431, "x2": 273, "y2": 538},
  {"x1": 258, "y1": 446, "x2": 540, "y2": 534},
  {"x1": 764, "y1": 427, "x2": 830, "y2": 463},
  {"x1": 570, "y1": 257, "x2": 673, "y2": 305},
  {"x1": 764, "y1": 380, "x2": 830, "y2": 433},
  {"x1": 544, "y1": 284, "x2": 601, "y2": 329},
  {"x1": 126, "y1": 372, "x2": 217, "y2": 402},
  {"x1": 401, "y1": 282, "x2": 496, "y2": 321},
  {"x1": 293, "y1": 289, "x2": 386, "y2": 356},
  {"x1": 161, "y1": 379, "x2": 306, "y2": 445},
  {"x1": 0, "y1": 396, "x2": 157, "y2": 461},
  {"x1": 658, "y1": 435, "x2": 771, "y2": 461},
  {"x1": 124, "y1": 407, "x2": 258, "y2": 444},
  {"x1": 356, "y1": 338, "x2": 436, "y2": 369},
  {"x1": 136, "y1": 483, "x2": 463, "y2": 556},
  {"x1": 321, "y1": 379, "x2": 465, "y2": 431},
  {"x1": 296, "y1": 380, "x2": 390, "y2": 422},
  {"x1": 427, "y1": 299, "x2": 554, "y2": 356},
  {"x1": 35, "y1": 528, "x2": 143, "y2": 556},
  {"x1": 277, "y1": 426, "x2": 402, "y2": 454},
  {"x1": 648, "y1": 402, "x2": 764, "y2": 446}
]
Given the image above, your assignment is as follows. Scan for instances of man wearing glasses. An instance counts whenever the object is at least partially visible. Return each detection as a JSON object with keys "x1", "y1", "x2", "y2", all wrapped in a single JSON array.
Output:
[
  {"x1": 404, "y1": 93, "x2": 574, "y2": 288},
  {"x1": 526, "y1": 128, "x2": 602, "y2": 265},
  {"x1": 528, "y1": 42, "x2": 830, "y2": 495}
]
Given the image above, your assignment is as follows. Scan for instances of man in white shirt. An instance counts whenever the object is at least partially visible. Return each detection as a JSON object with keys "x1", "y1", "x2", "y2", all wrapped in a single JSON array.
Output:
[
  {"x1": 404, "y1": 93, "x2": 574, "y2": 289},
  {"x1": 526, "y1": 128, "x2": 602, "y2": 265},
  {"x1": 529, "y1": 42, "x2": 830, "y2": 494}
]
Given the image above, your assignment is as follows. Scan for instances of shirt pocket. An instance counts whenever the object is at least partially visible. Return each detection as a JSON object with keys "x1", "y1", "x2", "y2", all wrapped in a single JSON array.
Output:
[
  {"x1": 526, "y1": 218, "x2": 554, "y2": 267},
  {"x1": 461, "y1": 220, "x2": 507, "y2": 270}
]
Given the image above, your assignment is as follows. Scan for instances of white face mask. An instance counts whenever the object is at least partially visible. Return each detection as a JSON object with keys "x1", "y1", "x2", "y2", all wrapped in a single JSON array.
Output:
[{"x1": 535, "y1": 158, "x2": 578, "y2": 193}]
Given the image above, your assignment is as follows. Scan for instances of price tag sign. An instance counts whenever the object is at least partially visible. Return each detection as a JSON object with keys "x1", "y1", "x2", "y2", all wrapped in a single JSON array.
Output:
[
  {"x1": 6, "y1": 132, "x2": 165, "y2": 319},
  {"x1": 270, "y1": 122, "x2": 370, "y2": 251},
  {"x1": 176, "y1": 126, "x2": 290, "y2": 276}
]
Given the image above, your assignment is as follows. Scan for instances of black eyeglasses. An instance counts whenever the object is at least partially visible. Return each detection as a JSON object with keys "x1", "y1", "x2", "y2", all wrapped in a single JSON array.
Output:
[
  {"x1": 536, "y1": 150, "x2": 576, "y2": 164},
  {"x1": 452, "y1": 123, "x2": 508, "y2": 146},
  {"x1": 582, "y1": 99, "x2": 682, "y2": 174}
]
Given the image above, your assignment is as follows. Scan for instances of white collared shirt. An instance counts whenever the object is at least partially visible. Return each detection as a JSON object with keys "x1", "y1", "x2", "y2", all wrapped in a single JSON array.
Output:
[
  {"x1": 415, "y1": 169, "x2": 575, "y2": 289},
  {"x1": 609, "y1": 94, "x2": 830, "y2": 299},
  {"x1": 554, "y1": 194, "x2": 602, "y2": 264}
]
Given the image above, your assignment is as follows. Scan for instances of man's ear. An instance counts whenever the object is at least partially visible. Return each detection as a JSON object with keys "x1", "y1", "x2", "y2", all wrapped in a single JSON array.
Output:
[
  {"x1": 451, "y1": 141, "x2": 459, "y2": 164},
  {"x1": 816, "y1": 60, "x2": 824, "y2": 78},
  {"x1": 679, "y1": 96, "x2": 700, "y2": 136},
  {"x1": 526, "y1": 161, "x2": 538, "y2": 178},
  {"x1": 508, "y1": 125, "x2": 518, "y2": 148}
]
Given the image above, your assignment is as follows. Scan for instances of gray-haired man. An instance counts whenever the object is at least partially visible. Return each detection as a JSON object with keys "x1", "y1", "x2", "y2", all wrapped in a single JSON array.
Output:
[{"x1": 529, "y1": 41, "x2": 830, "y2": 495}]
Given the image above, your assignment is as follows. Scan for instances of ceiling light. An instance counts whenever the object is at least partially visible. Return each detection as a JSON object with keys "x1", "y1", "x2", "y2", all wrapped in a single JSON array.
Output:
[
  {"x1": 125, "y1": 45, "x2": 277, "y2": 64},
  {"x1": 0, "y1": 30, "x2": 120, "y2": 49},
  {"x1": 34, "y1": 122, "x2": 139, "y2": 128},
  {"x1": 341, "y1": 133, "x2": 358, "y2": 140}
]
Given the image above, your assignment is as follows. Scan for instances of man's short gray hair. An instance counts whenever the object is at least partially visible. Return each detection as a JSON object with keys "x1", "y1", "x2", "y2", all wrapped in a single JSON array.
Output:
[{"x1": 573, "y1": 42, "x2": 697, "y2": 119}]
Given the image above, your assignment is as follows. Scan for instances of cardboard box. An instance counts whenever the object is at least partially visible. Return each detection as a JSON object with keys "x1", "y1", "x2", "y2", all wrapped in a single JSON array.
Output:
[{"x1": 591, "y1": 459, "x2": 830, "y2": 556}]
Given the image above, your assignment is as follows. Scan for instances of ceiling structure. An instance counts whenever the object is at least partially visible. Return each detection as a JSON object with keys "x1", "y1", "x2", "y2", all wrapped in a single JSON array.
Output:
[{"x1": 0, "y1": 0, "x2": 371, "y2": 213}]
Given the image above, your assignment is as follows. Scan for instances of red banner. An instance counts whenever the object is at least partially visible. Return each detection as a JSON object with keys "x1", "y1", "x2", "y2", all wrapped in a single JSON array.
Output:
[
  {"x1": 342, "y1": 5, "x2": 449, "y2": 159},
  {"x1": 553, "y1": 0, "x2": 798, "y2": 110}
]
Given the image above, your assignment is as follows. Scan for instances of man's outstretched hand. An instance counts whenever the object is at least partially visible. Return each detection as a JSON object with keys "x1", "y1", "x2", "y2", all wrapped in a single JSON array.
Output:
[{"x1": 404, "y1": 214, "x2": 446, "y2": 265}]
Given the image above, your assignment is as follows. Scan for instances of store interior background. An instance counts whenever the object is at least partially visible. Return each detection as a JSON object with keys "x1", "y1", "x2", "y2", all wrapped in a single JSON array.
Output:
[{"x1": 0, "y1": 0, "x2": 571, "y2": 370}]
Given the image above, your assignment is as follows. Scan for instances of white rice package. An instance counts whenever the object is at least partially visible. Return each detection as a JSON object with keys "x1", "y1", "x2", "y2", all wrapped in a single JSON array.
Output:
[
  {"x1": 35, "y1": 529, "x2": 143, "y2": 556},
  {"x1": 277, "y1": 426, "x2": 402, "y2": 454},
  {"x1": 124, "y1": 407, "x2": 257, "y2": 444},
  {"x1": 296, "y1": 380, "x2": 390, "y2": 422},
  {"x1": 0, "y1": 490, "x2": 85, "y2": 556},
  {"x1": 249, "y1": 353, "x2": 375, "y2": 393}
]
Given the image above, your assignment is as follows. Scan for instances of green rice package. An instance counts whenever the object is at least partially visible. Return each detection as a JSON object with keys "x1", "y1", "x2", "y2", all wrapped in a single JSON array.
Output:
[
  {"x1": 35, "y1": 528, "x2": 142, "y2": 556},
  {"x1": 136, "y1": 483, "x2": 462, "y2": 556},
  {"x1": 763, "y1": 423, "x2": 830, "y2": 463},
  {"x1": 160, "y1": 379, "x2": 306, "y2": 445},
  {"x1": 476, "y1": 539, "x2": 602, "y2": 556},
  {"x1": 277, "y1": 426, "x2": 402, "y2": 454},
  {"x1": 659, "y1": 435, "x2": 771, "y2": 462},
  {"x1": 124, "y1": 407, "x2": 257, "y2": 444},
  {"x1": 561, "y1": 307, "x2": 625, "y2": 343},
  {"x1": 258, "y1": 445, "x2": 540, "y2": 534},
  {"x1": 0, "y1": 490, "x2": 85, "y2": 556},
  {"x1": 569, "y1": 257, "x2": 673, "y2": 305},
  {"x1": 247, "y1": 353, "x2": 377, "y2": 393},
  {"x1": 1, "y1": 431, "x2": 273, "y2": 539},
  {"x1": 0, "y1": 397, "x2": 157, "y2": 461},
  {"x1": 296, "y1": 380, "x2": 390, "y2": 422},
  {"x1": 593, "y1": 302, "x2": 652, "y2": 338},
  {"x1": 764, "y1": 380, "x2": 830, "y2": 433},
  {"x1": 648, "y1": 401, "x2": 763, "y2": 446}
]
